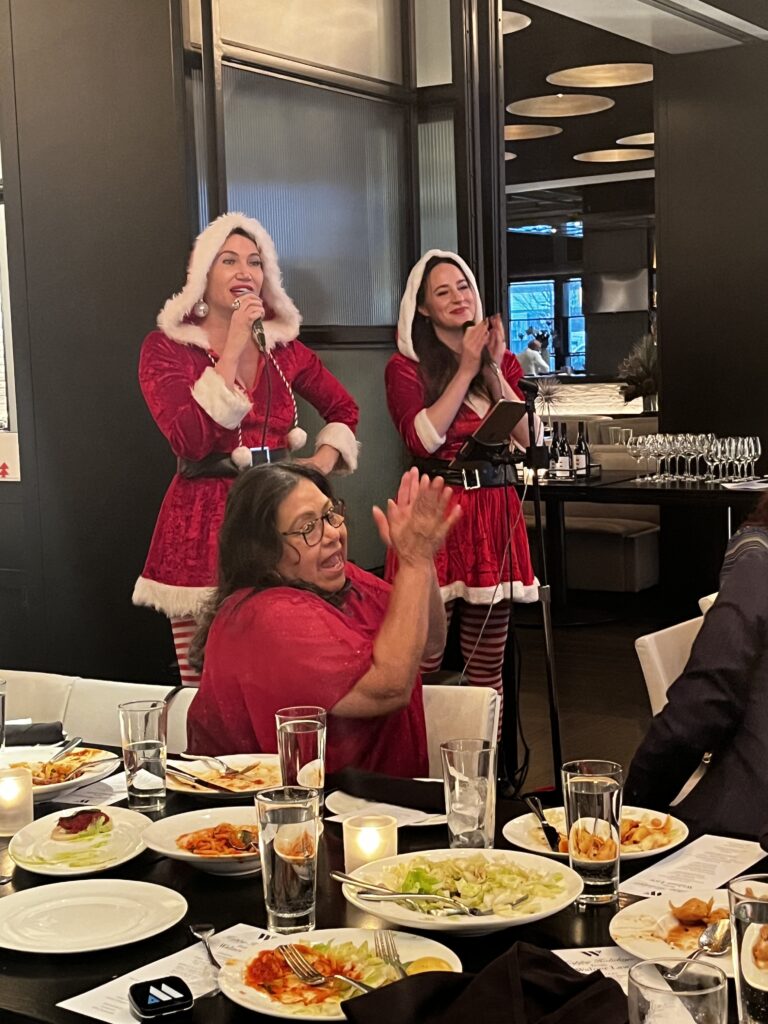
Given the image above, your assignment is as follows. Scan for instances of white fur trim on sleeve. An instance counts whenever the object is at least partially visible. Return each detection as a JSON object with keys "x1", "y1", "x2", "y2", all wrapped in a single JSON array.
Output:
[
  {"x1": 191, "y1": 366, "x2": 251, "y2": 429},
  {"x1": 413, "y1": 409, "x2": 447, "y2": 454},
  {"x1": 315, "y1": 422, "x2": 359, "y2": 475}
]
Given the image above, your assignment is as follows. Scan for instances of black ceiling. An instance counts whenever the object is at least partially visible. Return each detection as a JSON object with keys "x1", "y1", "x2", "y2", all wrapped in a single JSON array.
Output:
[{"x1": 502, "y1": 0, "x2": 655, "y2": 186}]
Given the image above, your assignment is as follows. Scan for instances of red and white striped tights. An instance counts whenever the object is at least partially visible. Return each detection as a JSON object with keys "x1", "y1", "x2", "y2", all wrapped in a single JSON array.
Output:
[
  {"x1": 420, "y1": 599, "x2": 510, "y2": 736},
  {"x1": 170, "y1": 616, "x2": 201, "y2": 687}
]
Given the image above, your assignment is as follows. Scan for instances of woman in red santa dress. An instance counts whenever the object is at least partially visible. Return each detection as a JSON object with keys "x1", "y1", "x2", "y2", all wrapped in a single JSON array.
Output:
[
  {"x1": 385, "y1": 250, "x2": 538, "y2": 720},
  {"x1": 133, "y1": 213, "x2": 359, "y2": 684},
  {"x1": 187, "y1": 464, "x2": 458, "y2": 775}
]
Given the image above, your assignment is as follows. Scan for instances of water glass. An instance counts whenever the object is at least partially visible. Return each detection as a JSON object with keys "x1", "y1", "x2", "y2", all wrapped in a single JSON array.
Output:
[
  {"x1": 440, "y1": 738, "x2": 496, "y2": 849},
  {"x1": 0, "y1": 678, "x2": 6, "y2": 749},
  {"x1": 728, "y1": 874, "x2": 768, "y2": 1022},
  {"x1": 628, "y1": 959, "x2": 727, "y2": 1024},
  {"x1": 609, "y1": 426, "x2": 622, "y2": 445},
  {"x1": 562, "y1": 759, "x2": 623, "y2": 904},
  {"x1": 256, "y1": 786, "x2": 320, "y2": 934},
  {"x1": 275, "y1": 706, "x2": 326, "y2": 809},
  {"x1": 118, "y1": 699, "x2": 167, "y2": 812}
]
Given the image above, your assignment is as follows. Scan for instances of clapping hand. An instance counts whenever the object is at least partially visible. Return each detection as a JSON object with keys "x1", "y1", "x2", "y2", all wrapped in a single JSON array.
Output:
[{"x1": 372, "y1": 468, "x2": 462, "y2": 566}]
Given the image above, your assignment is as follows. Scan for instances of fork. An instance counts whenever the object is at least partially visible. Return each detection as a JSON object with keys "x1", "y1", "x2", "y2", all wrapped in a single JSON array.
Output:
[
  {"x1": 331, "y1": 869, "x2": 500, "y2": 916},
  {"x1": 59, "y1": 755, "x2": 121, "y2": 783},
  {"x1": 278, "y1": 944, "x2": 373, "y2": 995},
  {"x1": 374, "y1": 930, "x2": 408, "y2": 979},
  {"x1": 180, "y1": 753, "x2": 261, "y2": 778}
]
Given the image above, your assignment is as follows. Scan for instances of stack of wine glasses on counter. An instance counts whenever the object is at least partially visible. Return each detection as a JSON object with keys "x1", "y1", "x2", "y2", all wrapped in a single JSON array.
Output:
[
  {"x1": 626, "y1": 433, "x2": 763, "y2": 484},
  {"x1": 546, "y1": 422, "x2": 591, "y2": 480}
]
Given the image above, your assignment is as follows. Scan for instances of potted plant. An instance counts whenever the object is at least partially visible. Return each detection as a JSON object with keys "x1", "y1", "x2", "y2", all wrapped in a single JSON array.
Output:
[{"x1": 618, "y1": 333, "x2": 659, "y2": 412}]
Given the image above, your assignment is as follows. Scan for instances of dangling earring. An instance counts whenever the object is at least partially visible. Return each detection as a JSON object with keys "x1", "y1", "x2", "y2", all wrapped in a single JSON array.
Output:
[{"x1": 193, "y1": 299, "x2": 209, "y2": 318}]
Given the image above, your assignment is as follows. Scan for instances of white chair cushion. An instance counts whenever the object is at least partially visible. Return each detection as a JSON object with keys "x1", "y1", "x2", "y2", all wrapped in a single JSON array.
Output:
[
  {"x1": 422, "y1": 684, "x2": 499, "y2": 777},
  {"x1": 1, "y1": 670, "x2": 75, "y2": 723},
  {"x1": 634, "y1": 617, "x2": 703, "y2": 716},
  {"x1": 63, "y1": 679, "x2": 174, "y2": 747},
  {"x1": 698, "y1": 592, "x2": 718, "y2": 615},
  {"x1": 167, "y1": 687, "x2": 198, "y2": 754}
]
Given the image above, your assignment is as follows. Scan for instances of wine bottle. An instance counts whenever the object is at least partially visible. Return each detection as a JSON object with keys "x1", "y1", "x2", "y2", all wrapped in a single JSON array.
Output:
[
  {"x1": 558, "y1": 422, "x2": 574, "y2": 478},
  {"x1": 574, "y1": 420, "x2": 590, "y2": 477},
  {"x1": 548, "y1": 423, "x2": 560, "y2": 476}
]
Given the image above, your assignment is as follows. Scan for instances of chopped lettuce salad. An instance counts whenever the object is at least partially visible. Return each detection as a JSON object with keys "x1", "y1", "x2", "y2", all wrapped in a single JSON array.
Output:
[{"x1": 380, "y1": 854, "x2": 566, "y2": 916}]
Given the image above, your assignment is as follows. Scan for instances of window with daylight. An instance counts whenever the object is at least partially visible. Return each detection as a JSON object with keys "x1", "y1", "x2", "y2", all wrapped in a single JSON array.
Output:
[
  {"x1": 564, "y1": 277, "x2": 585, "y2": 372},
  {"x1": 508, "y1": 276, "x2": 588, "y2": 372},
  {"x1": 508, "y1": 279, "x2": 554, "y2": 362}
]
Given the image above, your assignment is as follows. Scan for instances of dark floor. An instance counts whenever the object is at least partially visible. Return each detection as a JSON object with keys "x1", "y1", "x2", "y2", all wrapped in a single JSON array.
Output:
[{"x1": 508, "y1": 587, "x2": 697, "y2": 792}]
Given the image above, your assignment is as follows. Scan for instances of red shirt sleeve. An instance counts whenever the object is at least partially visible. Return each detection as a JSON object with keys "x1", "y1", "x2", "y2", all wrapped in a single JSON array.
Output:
[
  {"x1": 290, "y1": 341, "x2": 359, "y2": 432},
  {"x1": 501, "y1": 350, "x2": 525, "y2": 402},
  {"x1": 384, "y1": 354, "x2": 433, "y2": 458}
]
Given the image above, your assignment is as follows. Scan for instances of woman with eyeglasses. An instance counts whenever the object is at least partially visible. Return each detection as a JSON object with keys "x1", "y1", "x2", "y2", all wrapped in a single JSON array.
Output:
[
  {"x1": 132, "y1": 213, "x2": 358, "y2": 685},
  {"x1": 186, "y1": 464, "x2": 460, "y2": 774}
]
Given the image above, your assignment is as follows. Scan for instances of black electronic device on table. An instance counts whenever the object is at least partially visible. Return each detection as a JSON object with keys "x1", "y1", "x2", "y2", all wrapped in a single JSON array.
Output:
[{"x1": 128, "y1": 977, "x2": 194, "y2": 1021}]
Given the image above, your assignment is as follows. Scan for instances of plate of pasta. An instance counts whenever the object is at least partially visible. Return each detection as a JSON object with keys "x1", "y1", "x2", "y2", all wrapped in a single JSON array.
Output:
[
  {"x1": 502, "y1": 805, "x2": 688, "y2": 860},
  {"x1": 0, "y1": 744, "x2": 121, "y2": 803},
  {"x1": 142, "y1": 806, "x2": 263, "y2": 876},
  {"x1": 166, "y1": 754, "x2": 281, "y2": 797}
]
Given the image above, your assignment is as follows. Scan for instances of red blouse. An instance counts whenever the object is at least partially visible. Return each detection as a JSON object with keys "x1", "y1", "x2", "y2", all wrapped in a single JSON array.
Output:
[{"x1": 186, "y1": 563, "x2": 429, "y2": 777}]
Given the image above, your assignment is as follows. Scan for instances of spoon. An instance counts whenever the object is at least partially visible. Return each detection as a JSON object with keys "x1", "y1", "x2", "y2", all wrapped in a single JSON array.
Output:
[
  {"x1": 663, "y1": 918, "x2": 732, "y2": 979},
  {"x1": 189, "y1": 923, "x2": 222, "y2": 969}
]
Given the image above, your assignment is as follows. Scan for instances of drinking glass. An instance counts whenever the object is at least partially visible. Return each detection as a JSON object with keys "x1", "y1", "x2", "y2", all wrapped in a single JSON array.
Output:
[
  {"x1": 627, "y1": 436, "x2": 644, "y2": 482},
  {"x1": 275, "y1": 706, "x2": 326, "y2": 810},
  {"x1": 118, "y1": 699, "x2": 167, "y2": 812},
  {"x1": 728, "y1": 874, "x2": 768, "y2": 1022},
  {"x1": 620, "y1": 427, "x2": 633, "y2": 446},
  {"x1": 628, "y1": 959, "x2": 727, "y2": 1024},
  {"x1": 608, "y1": 426, "x2": 622, "y2": 445},
  {"x1": 256, "y1": 786, "x2": 320, "y2": 934},
  {"x1": 0, "y1": 678, "x2": 6, "y2": 750},
  {"x1": 440, "y1": 738, "x2": 496, "y2": 849},
  {"x1": 750, "y1": 436, "x2": 762, "y2": 479},
  {"x1": 562, "y1": 759, "x2": 623, "y2": 904}
]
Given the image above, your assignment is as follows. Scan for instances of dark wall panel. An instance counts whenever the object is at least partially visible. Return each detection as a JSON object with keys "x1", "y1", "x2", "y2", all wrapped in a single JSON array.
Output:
[{"x1": 2, "y1": 0, "x2": 192, "y2": 679}]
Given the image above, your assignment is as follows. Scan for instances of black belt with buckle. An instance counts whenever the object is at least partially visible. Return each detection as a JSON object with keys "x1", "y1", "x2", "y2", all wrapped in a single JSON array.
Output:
[
  {"x1": 177, "y1": 447, "x2": 289, "y2": 479},
  {"x1": 413, "y1": 457, "x2": 517, "y2": 490}
]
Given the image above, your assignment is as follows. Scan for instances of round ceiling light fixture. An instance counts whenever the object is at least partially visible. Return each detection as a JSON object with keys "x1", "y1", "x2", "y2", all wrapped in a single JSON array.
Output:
[
  {"x1": 617, "y1": 131, "x2": 655, "y2": 146},
  {"x1": 506, "y1": 94, "x2": 615, "y2": 118},
  {"x1": 573, "y1": 148, "x2": 654, "y2": 163},
  {"x1": 505, "y1": 152, "x2": 517, "y2": 161},
  {"x1": 502, "y1": 12, "x2": 532, "y2": 34},
  {"x1": 546, "y1": 63, "x2": 653, "y2": 88},
  {"x1": 504, "y1": 124, "x2": 563, "y2": 141}
]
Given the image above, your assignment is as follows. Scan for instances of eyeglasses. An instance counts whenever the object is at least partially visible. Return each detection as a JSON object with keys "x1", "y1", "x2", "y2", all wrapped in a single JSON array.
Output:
[{"x1": 281, "y1": 500, "x2": 346, "y2": 547}]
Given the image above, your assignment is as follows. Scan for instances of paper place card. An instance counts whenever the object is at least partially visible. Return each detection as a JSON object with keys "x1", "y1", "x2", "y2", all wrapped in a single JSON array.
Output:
[
  {"x1": 57, "y1": 923, "x2": 269, "y2": 1024},
  {"x1": 620, "y1": 833, "x2": 764, "y2": 898},
  {"x1": 52, "y1": 771, "x2": 128, "y2": 806},
  {"x1": 554, "y1": 946, "x2": 638, "y2": 994},
  {"x1": 326, "y1": 801, "x2": 437, "y2": 827}
]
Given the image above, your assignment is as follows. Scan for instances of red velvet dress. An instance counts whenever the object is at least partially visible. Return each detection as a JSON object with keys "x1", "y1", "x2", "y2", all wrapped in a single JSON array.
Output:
[
  {"x1": 135, "y1": 330, "x2": 359, "y2": 618},
  {"x1": 385, "y1": 351, "x2": 537, "y2": 604},
  {"x1": 186, "y1": 563, "x2": 429, "y2": 776}
]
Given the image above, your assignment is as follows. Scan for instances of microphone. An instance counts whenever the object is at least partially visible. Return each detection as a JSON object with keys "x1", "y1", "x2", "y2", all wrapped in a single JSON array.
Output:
[
  {"x1": 516, "y1": 377, "x2": 539, "y2": 397},
  {"x1": 252, "y1": 318, "x2": 267, "y2": 352}
]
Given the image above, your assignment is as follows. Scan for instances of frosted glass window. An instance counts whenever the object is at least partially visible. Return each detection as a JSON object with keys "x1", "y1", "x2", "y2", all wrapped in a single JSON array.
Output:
[
  {"x1": 418, "y1": 118, "x2": 457, "y2": 252},
  {"x1": 415, "y1": 0, "x2": 452, "y2": 87},
  {"x1": 223, "y1": 67, "x2": 408, "y2": 325}
]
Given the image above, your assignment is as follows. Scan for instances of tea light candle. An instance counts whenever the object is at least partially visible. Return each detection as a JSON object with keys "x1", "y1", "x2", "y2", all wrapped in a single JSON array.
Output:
[
  {"x1": 0, "y1": 767, "x2": 34, "y2": 837},
  {"x1": 343, "y1": 814, "x2": 398, "y2": 873}
]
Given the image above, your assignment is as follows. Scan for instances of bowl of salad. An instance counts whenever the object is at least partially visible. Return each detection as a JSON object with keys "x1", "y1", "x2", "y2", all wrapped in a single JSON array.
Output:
[{"x1": 339, "y1": 849, "x2": 583, "y2": 935}]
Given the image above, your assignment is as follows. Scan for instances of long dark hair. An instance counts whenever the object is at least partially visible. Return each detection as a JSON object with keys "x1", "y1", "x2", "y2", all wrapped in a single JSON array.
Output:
[
  {"x1": 189, "y1": 464, "x2": 341, "y2": 670},
  {"x1": 412, "y1": 256, "x2": 490, "y2": 405},
  {"x1": 744, "y1": 492, "x2": 768, "y2": 528}
]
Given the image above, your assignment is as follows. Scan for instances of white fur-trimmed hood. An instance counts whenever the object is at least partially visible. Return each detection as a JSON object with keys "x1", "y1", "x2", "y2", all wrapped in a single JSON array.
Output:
[
  {"x1": 396, "y1": 249, "x2": 483, "y2": 362},
  {"x1": 157, "y1": 212, "x2": 302, "y2": 351}
]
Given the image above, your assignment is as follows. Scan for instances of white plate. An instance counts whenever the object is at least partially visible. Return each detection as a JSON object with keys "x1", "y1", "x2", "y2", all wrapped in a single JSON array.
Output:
[
  {"x1": 219, "y1": 927, "x2": 462, "y2": 1020},
  {"x1": 0, "y1": 879, "x2": 188, "y2": 952},
  {"x1": 167, "y1": 753, "x2": 281, "y2": 798},
  {"x1": 341, "y1": 848, "x2": 583, "y2": 937},
  {"x1": 609, "y1": 890, "x2": 732, "y2": 978},
  {"x1": 0, "y1": 745, "x2": 120, "y2": 804},
  {"x1": 8, "y1": 805, "x2": 150, "y2": 877},
  {"x1": 325, "y1": 785, "x2": 447, "y2": 828},
  {"x1": 143, "y1": 806, "x2": 262, "y2": 876},
  {"x1": 502, "y1": 806, "x2": 689, "y2": 860}
]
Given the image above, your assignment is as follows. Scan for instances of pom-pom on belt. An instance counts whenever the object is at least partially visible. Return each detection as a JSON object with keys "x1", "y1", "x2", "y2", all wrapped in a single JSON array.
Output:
[{"x1": 177, "y1": 447, "x2": 289, "y2": 478}]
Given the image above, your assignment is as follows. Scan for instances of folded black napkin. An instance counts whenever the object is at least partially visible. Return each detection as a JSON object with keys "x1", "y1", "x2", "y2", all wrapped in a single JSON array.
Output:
[
  {"x1": 342, "y1": 942, "x2": 628, "y2": 1024},
  {"x1": 325, "y1": 768, "x2": 444, "y2": 815},
  {"x1": 4, "y1": 721, "x2": 65, "y2": 746}
]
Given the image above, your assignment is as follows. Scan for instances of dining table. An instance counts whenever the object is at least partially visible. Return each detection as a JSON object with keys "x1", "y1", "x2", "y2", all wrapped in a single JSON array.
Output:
[{"x1": 0, "y1": 771, "x2": 762, "y2": 1024}]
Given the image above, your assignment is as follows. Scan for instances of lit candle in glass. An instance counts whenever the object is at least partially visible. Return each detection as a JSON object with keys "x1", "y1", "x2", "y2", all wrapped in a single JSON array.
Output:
[
  {"x1": 0, "y1": 767, "x2": 34, "y2": 837},
  {"x1": 343, "y1": 814, "x2": 398, "y2": 873}
]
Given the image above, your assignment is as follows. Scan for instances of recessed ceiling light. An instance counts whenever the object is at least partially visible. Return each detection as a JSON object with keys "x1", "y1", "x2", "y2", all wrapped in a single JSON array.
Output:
[
  {"x1": 546, "y1": 63, "x2": 653, "y2": 88},
  {"x1": 506, "y1": 94, "x2": 615, "y2": 118},
  {"x1": 505, "y1": 152, "x2": 517, "y2": 161},
  {"x1": 573, "y1": 148, "x2": 654, "y2": 163},
  {"x1": 617, "y1": 132, "x2": 655, "y2": 146},
  {"x1": 502, "y1": 12, "x2": 531, "y2": 34},
  {"x1": 504, "y1": 124, "x2": 563, "y2": 140}
]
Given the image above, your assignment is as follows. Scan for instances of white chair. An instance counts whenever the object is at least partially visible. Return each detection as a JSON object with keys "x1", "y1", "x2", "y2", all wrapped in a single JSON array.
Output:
[
  {"x1": 634, "y1": 617, "x2": 703, "y2": 716},
  {"x1": 167, "y1": 687, "x2": 198, "y2": 754},
  {"x1": 63, "y1": 679, "x2": 174, "y2": 746},
  {"x1": 1, "y1": 669, "x2": 75, "y2": 723},
  {"x1": 698, "y1": 592, "x2": 718, "y2": 615},
  {"x1": 422, "y1": 684, "x2": 500, "y2": 777}
]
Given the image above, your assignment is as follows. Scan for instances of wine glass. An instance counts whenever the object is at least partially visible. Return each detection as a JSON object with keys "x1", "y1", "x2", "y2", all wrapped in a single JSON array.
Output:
[{"x1": 627, "y1": 435, "x2": 644, "y2": 483}]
